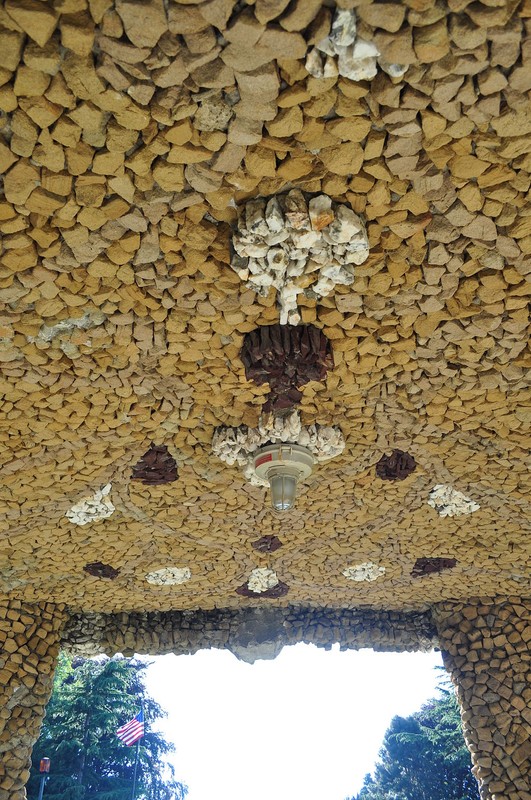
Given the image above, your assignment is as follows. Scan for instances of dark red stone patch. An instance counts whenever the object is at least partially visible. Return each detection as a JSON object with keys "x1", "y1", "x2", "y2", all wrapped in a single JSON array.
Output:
[
  {"x1": 376, "y1": 450, "x2": 416, "y2": 480},
  {"x1": 240, "y1": 324, "x2": 333, "y2": 412},
  {"x1": 132, "y1": 444, "x2": 178, "y2": 485},
  {"x1": 84, "y1": 562, "x2": 120, "y2": 579},
  {"x1": 236, "y1": 581, "x2": 289, "y2": 598},
  {"x1": 411, "y1": 558, "x2": 457, "y2": 578},
  {"x1": 252, "y1": 535, "x2": 283, "y2": 553}
]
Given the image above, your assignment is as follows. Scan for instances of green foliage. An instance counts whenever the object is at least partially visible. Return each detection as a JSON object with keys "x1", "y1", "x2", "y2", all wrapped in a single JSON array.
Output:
[
  {"x1": 27, "y1": 653, "x2": 187, "y2": 800},
  {"x1": 348, "y1": 686, "x2": 480, "y2": 800}
]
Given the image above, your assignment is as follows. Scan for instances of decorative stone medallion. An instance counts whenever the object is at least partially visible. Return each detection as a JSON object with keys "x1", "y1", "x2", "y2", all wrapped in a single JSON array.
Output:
[
  {"x1": 427, "y1": 485, "x2": 480, "y2": 517},
  {"x1": 212, "y1": 411, "x2": 345, "y2": 486},
  {"x1": 131, "y1": 444, "x2": 178, "y2": 485},
  {"x1": 411, "y1": 558, "x2": 458, "y2": 578},
  {"x1": 231, "y1": 191, "x2": 369, "y2": 324},
  {"x1": 65, "y1": 484, "x2": 115, "y2": 526},
  {"x1": 375, "y1": 450, "x2": 417, "y2": 480},
  {"x1": 236, "y1": 568, "x2": 289, "y2": 598},
  {"x1": 145, "y1": 567, "x2": 192, "y2": 586},
  {"x1": 252, "y1": 535, "x2": 283, "y2": 554},
  {"x1": 343, "y1": 562, "x2": 386, "y2": 582},
  {"x1": 241, "y1": 324, "x2": 334, "y2": 412},
  {"x1": 83, "y1": 562, "x2": 120, "y2": 579},
  {"x1": 305, "y1": 8, "x2": 407, "y2": 81}
]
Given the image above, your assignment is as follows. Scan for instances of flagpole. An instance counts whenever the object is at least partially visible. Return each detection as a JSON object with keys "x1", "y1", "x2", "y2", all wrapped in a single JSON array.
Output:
[
  {"x1": 130, "y1": 739, "x2": 140, "y2": 800},
  {"x1": 130, "y1": 701, "x2": 144, "y2": 800}
]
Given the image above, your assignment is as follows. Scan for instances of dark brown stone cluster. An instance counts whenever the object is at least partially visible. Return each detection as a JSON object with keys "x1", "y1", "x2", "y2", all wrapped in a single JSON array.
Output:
[
  {"x1": 236, "y1": 581, "x2": 289, "y2": 599},
  {"x1": 83, "y1": 562, "x2": 120, "y2": 579},
  {"x1": 240, "y1": 324, "x2": 333, "y2": 412},
  {"x1": 375, "y1": 450, "x2": 416, "y2": 480},
  {"x1": 252, "y1": 535, "x2": 283, "y2": 553},
  {"x1": 131, "y1": 444, "x2": 178, "y2": 485},
  {"x1": 411, "y1": 558, "x2": 457, "y2": 578}
]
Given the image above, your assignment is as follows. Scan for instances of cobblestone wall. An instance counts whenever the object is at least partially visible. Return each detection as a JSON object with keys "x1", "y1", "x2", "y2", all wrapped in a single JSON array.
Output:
[
  {"x1": 1, "y1": 598, "x2": 529, "y2": 800},
  {"x1": 61, "y1": 606, "x2": 438, "y2": 661},
  {"x1": 434, "y1": 597, "x2": 531, "y2": 800},
  {"x1": 0, "y1": 600, "x2": 66, "y2": 800}
]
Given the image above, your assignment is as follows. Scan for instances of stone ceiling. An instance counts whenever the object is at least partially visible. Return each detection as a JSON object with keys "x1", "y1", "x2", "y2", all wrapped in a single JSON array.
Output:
[{"x1": 0, "y1": 0, "x2": 529, "y2": 615}]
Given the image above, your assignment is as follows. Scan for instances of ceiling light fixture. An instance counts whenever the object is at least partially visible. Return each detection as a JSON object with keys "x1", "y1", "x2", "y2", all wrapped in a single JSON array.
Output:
[{"x1": 251, "y1": 443, "x2": 314, "y2": 512}]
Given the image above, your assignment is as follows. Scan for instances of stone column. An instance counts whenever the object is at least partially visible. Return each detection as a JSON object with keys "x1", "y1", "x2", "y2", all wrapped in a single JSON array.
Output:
[
  {"x1": 434, "y1": 597, "x2": 531, "y2": 800},
  {"x1": 0, "y1": 599, "x2": 66, "y2": 800}
]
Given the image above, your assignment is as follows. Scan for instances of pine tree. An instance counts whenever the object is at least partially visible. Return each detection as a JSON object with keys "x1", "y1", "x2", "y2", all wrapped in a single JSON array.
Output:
[
  {"x1": 348, "y1": 688, "x2": 480, "y2": 800},
  {"x1": 27, "y1": 653, "x2": 187, "y2": 800}
]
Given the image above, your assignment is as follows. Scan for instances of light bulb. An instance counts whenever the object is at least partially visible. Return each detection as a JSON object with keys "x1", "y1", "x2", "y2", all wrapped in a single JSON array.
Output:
[{"x1": 270, "y1": 473, "x2": 298, "y2": 512}]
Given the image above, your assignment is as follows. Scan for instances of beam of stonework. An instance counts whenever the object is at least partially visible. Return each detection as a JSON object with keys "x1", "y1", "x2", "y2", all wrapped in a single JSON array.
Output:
[
  {"x1": 61, "y1": 606, "x2": 437, "y2": 662},
  {"x1": 0, "y1": 599, "x2": 66, "y2": 800},
  {"x1": 434, "y1": 597, "x2": 531, "y2": 800}
]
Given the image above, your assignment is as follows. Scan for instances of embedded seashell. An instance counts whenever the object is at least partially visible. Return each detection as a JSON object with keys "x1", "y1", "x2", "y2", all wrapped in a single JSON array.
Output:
[
  {"x1": 240, "y1": 240, "x2": 270, "y2": 258},
  {"x1": 267, "y1": 247, "x2": 289, "y2": 271},
  {"x1": 291, "y1": 229, "x2": 320, "y2": 249},
  {"x1": 309, "y1": 195, "x2": 335, "y2": 232},
  {"x1": 265, "y1": 229, "x2": 290, "y2": 246}
]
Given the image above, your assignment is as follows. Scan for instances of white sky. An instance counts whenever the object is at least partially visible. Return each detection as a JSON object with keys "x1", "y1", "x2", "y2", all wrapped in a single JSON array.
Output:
[{"x1": 145, "y1": 644, "x2": 443, "y2": 800}]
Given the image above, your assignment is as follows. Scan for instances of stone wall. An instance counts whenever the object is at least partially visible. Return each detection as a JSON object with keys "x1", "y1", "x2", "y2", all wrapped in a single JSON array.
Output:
[
  {"x1": 1, "y1": 597, "x2": 530, "y2": 800},
  {"x1": 434, "y1": 597, "x2": 531, "y2": 800},
  {"x1": 61, "y1": 606, "x2": 438, "y2": 662},
  {"x1": 0, "y1": 600, "x2": 66, "y2": 800}
]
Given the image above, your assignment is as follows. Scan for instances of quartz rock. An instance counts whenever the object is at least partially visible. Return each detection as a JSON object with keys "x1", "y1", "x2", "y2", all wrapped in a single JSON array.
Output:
[
  {"x1": 306, "y1": 8, "x2": 407, "y2": 84},
  {"x1": 427, "y1": 485, "x2": 480, "y2": 517},
  {"x1": 65, "y1": 483, "x2": 115, "y2": 526},
  {"x1": 231, "y1": 191, "x2": 369, "y2": 325},
  {"x1": 145, "y1": 567, "x2": 191, "y2": 585},
  {"x1": 343, "y1": 563, "x2": 386, "y2": 582},
  {"x1": 212, "y1": 411, "x2": 345, "y2": 486},
  {"x1": 247, "y1": 568, "x2": 279, "y2": 593}
]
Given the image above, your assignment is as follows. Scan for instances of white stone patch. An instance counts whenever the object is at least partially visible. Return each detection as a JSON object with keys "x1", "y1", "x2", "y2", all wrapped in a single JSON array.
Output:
[
  {"x1": 343, "y1": 562, "x2": 386, "y2": 582},
  {"x1": 212, "y1": 411, "x2": 345, "y2": 486},
  {"x1": 305, "y1": 8, "x2": 407, "y2": 82},
  {"x1": 427, "y1": 485, "x2": 480, "y2": 517},
  {"x1": 65, "y1": 483, "x2": 115, "y2": 526},
  {"x1": 145, "y1": 567, "x2": 192, "y2": 586},
  {"x1": 247, "y1": 568, "x2": 279, "y2": 594},
  {"x1": 231, "y1": 191, "x2": 369, "y2": 325}
]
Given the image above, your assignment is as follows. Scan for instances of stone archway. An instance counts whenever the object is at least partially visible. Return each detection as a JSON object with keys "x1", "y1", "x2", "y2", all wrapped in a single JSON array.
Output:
[{"x1": 1, "y1": 597, "x2": 529, "y2": 800}]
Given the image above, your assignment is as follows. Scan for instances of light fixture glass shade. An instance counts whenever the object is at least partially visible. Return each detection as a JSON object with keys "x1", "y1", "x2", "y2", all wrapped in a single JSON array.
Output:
[{"x1": 270, "y1": 473, "x2": 298, "y2": 512}]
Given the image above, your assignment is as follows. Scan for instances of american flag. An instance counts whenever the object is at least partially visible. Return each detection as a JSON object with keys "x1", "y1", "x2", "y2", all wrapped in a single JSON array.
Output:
[{"x1": 116, "y1": 711, "x2": 144, "y2": 746}]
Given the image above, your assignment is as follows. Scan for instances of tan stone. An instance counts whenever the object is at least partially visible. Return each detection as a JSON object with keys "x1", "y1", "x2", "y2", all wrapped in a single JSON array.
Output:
[{"x1": 5, "y1": 0, "x2": 59, "y2": 47}]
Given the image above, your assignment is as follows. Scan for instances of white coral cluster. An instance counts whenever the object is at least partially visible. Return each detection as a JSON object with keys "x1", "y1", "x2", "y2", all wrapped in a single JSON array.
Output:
[
  {"x1": 427, "y1": 485, "x2": 480, "y2": 518},
  {"x1": 247, "y1": 568, "x2": 280, "y2": 593},
  {"x1": 145, "y1": 567, "x2": 192, "y2": 586},
  {"x1": 305, "y1": 8, "x2": 407, "y2": 82},
  {"x1": 212, "y1": 411, "x2": 345, "y2": 486},
  {"x1": 65, "y1": 483, "x2": 115, "y2": 526},
  {"x1": 231, "y1": 191, "x2": 369, "y2": 325},
  {"x1": 343, "y1": 562, "x2": 386, "y2": 582}
]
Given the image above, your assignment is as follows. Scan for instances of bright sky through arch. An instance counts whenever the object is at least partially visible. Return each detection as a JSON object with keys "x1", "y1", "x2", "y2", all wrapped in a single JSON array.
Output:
[{"x1": 145, "y1": 644, "x2": 444, "y2": 800}]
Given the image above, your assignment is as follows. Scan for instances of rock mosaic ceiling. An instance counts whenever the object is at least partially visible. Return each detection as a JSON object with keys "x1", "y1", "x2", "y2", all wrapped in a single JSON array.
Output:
[{"x1": 0, "y1": 0, "x2": 529, "y2": 614}]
